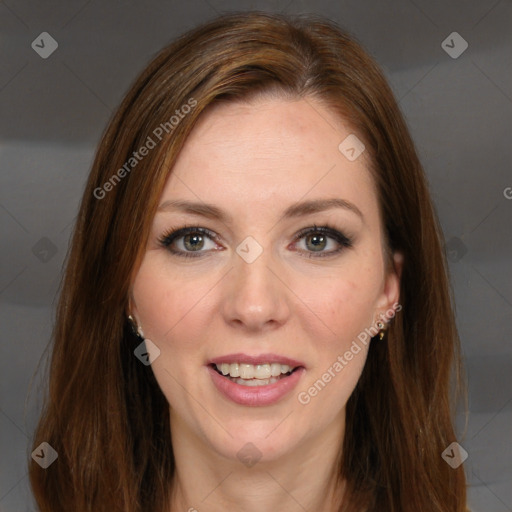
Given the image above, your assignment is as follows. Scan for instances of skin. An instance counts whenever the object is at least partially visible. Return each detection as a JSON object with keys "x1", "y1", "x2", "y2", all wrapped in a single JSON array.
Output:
[{"x1": 129, "y1": 96, "x2": 403, "y2": 512}]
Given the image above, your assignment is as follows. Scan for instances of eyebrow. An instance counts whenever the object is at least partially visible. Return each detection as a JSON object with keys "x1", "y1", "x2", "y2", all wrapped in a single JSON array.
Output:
[{"x1": 157, "y1": 197, "x2": 364, "y2": 223}]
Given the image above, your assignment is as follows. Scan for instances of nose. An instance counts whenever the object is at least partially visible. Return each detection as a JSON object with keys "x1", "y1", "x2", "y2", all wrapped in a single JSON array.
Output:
[{"x1": 222, "y1": 243, "x2": 291, "y2": 332}]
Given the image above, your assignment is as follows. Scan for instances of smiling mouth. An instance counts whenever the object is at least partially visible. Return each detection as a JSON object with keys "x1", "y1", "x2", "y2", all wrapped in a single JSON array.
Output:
[{"x1": 210, "y1": 362, "x2": 301, "y2": 387}]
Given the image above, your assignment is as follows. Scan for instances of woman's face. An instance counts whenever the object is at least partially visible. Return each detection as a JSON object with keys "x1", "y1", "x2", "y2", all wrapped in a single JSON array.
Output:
[{"x1": 130, "y1": 96, "x2": 401, "y2": 465}]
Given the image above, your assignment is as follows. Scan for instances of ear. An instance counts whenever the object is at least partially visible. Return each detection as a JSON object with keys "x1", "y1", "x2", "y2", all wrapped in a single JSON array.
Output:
[
  {"x1": 374, "y1": 251, "x2": 403, "y2": 321},
  {"x1": 126, "y1": 299, "x2": 145, "y2": 338},
  {"x1": 126, "y1": 293, "x2": 134, "y2": 319},
  {"x1": 126, "y1": 291, "x2": 141, "y2": 327}
]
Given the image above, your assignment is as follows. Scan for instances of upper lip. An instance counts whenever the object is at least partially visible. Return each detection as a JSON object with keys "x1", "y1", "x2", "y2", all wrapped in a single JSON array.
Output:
[{"x1": 207, "y1": 353, "x2": 305, "y2": 368}]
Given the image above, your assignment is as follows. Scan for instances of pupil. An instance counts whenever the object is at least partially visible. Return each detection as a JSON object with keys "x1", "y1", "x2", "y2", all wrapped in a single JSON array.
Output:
[
  {"x1": 307, "y1": 234, "x2": 326, "y2": 251},
  {"x1": 184, "y1": 233, "x2": 203, "y2": 251}
]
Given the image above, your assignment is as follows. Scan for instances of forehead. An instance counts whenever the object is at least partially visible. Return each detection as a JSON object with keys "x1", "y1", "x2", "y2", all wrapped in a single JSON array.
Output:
[{"x1": 159, "y1": 96, "x2": 378, "y2": 224}]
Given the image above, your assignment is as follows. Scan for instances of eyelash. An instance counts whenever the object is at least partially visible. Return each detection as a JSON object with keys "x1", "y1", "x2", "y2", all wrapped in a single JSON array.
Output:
[{"x1": 158, "y1": 223, "x2": 353, "y2": 259}]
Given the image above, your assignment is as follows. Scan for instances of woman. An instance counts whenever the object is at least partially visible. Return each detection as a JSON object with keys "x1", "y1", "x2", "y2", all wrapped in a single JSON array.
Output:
[{"x1": 29, "y1": 11, "x2": 468, "y2": 512}]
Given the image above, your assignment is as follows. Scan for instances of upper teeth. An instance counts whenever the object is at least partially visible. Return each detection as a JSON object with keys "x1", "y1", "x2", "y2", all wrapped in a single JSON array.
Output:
[{"x1": 215, "y1": 363, "x2": 294, "y2": 379}]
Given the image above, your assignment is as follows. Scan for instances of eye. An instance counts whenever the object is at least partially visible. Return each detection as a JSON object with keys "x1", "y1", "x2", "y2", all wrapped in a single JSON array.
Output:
[
  {"x1": 292, "y1": 224, "x2": 353, "y2": 258},
  {"x1": 158, "y1": 225, "x2": 220, "y2": 258},
  {"x1": 158, "y1": 223, "x2": 353, "y2": 259}
]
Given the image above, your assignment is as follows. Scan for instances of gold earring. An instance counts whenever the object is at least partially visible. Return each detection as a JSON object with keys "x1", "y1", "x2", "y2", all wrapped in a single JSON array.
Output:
[
  {"x1": 377, "y1": 320, "x2": 386, "y2": 340},
  {"x1": 127, "y1": 314, "x2": 144, "y2": 339}
]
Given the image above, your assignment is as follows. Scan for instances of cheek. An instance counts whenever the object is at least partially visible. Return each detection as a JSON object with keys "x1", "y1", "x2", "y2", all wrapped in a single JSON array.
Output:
[
  {"x1": 131, "y1": 257, "x2": 215, "y2": 345},
  {"x1": 299, "y1": 267, "x2": 381, "y2": 345},
  {"x1": 296, "y1": 274, "x2": 375, "y2": 413}
]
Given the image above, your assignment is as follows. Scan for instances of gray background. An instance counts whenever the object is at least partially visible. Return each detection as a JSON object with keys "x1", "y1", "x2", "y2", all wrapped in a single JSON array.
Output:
[{"x1": 0, "y1": 0, "x2": 511, "y2": 510}]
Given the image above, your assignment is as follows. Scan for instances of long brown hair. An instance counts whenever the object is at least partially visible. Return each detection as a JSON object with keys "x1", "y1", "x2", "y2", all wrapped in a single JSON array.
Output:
[{"x1": 29, "y1": 11, "x2": 468, "y2": 511}]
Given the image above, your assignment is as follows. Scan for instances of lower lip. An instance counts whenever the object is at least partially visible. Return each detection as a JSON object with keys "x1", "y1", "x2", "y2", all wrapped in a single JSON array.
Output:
[{"x1": 207, "y1": 365, "x2": 305, "y2": 406}]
